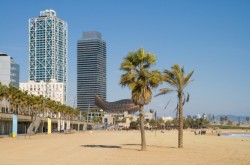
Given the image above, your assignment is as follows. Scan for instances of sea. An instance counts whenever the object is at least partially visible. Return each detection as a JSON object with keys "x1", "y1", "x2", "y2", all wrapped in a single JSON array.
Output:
[{"x1": 221, "y1": 133, "x2": 250, "y2": 138}]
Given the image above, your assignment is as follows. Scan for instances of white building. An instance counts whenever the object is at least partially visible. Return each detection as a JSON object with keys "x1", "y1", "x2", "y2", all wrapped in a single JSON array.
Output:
[
  {"x1": 28, "y1": 10, "x2": 68, "y2": 103},
  {"x1": 19, "y1": 79, "x2": 65, "y2": 104},
  {"x1": 161, "y1": 116, "x2": 174, "y2": 122},
  {"x1": 145, "y1": 112, "x2": 154, "y2": 121}
]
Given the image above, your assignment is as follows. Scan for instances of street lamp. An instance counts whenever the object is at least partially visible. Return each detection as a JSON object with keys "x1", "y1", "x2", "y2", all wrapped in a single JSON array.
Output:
[
  {"x1": 100, "y1": 109, "x2": 103, "y2": 123},
  {"x1": 150, "y1": 109, "x2": 157, "y2": 136}
]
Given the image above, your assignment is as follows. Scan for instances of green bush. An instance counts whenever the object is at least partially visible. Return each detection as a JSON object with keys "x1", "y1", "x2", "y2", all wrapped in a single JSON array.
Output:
[{"x1": 130, "y1": 121, "x2": 139, "y2": 129}]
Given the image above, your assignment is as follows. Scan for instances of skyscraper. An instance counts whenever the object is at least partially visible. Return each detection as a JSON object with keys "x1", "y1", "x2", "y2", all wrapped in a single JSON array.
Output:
[
  {"x1": 28, "y1": 9, "x2": 68, "y2": 103},
  {"x1": 77, "y1": 32, "x2": 106, "y2": 111},
  {"x1": 0, "y1": 52, "x2": 19, "y2": 88}
]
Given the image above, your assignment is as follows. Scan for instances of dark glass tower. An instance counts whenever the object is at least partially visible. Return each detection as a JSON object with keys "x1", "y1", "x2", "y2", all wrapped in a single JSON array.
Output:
[{"x1": 77, "y1": 32, "x2": 106, "y2": 111}]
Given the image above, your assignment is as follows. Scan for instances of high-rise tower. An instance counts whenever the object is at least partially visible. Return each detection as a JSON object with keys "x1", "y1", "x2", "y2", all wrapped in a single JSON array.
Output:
[
  {"x1": 77, "y1": 31, "x2": 106, "y2": 111},
  {"x1": 28, "y1": 9, "x2": 68, "y2": 103},
  {"x1": 0, "y1": 52, "x2": 19, "y2": 88}
]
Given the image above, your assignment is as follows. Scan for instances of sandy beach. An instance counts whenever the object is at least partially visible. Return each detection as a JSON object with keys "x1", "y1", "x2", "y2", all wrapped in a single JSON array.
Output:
[{"x1": 0, "y1": 129, "x2": 250, "y2": 165}]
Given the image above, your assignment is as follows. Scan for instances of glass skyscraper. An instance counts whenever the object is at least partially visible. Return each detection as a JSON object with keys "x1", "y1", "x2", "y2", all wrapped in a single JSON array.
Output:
[
  {"x1": 0, "y1": 53, "x2": 19, "y2": 88},
  {"x1": 28, "y1": 10, "x2": 68, "y2": 103},
  {"x1": 77, "y1": 32, "x2": 106, "y2": 111}
]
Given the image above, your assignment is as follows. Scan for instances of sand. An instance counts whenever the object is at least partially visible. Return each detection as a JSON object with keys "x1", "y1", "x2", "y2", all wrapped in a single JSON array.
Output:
[{"x1": 0, "y1": 129, "x2": 250, "y2": 165}]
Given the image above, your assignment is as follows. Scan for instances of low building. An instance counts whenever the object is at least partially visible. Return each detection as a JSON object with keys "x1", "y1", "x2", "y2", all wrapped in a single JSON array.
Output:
[
  {"x1": 161, "y1": 116, "x2": 174, "y2": 122},
  {"x1": 145, "y1": 112, "x2": 154, "y2": 122}
]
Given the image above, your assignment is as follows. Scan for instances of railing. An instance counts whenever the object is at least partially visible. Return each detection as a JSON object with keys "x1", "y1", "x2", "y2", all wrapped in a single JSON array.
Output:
[
  {"x1": 0, "y1": 113, "x2": 12, "y2": 120},
  {"x1": 0, "y1": 113, "x2": 32, "y2": 121}
]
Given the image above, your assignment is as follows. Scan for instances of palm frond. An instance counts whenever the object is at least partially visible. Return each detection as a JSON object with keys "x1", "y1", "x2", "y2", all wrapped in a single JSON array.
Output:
[
  {"x1": 182, "y1": 95, "x2": 186, "y2": 106},
  {"x1": 183, "y1": 70, "x2": 194, "y2": 86},
  {"x1": 164, "y1": 98, "x2": 172, "y2": 109},
  {"x1": 120, "y1": 73, "x2": 136, "y2": 86},
  {"x1": 163, "y1": 69, "x2": 178, "y2": 87},
  {"x1": 181, "y1": 66, "x2": 185, "y2": 75},
  {"x1": 144, "y1": 53, "x2": 156, "y2": 68},
  {"x1": 182, "y1": 92, "x2": 190, "y2": 106},
  {"x1": 155, "y1": 88, "x2": 173, "y2": 97},
  {"x1": 186, "y1": 93, "x2": 190, "y2": 103},
  {"x1": 137, "y1": 48, "x2": 146, "y2": 61},
  {"x1": 171, "y1": 64, "x2": 183, "y2": 90},
  {"x1": 149, "y1": 70, "x2": 163, "y2": 88}
]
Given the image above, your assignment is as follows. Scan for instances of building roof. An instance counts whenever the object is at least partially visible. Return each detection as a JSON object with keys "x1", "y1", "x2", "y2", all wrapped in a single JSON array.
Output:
[{"x1": 0, "y1": 52, "x2": 8, "y2": 56}]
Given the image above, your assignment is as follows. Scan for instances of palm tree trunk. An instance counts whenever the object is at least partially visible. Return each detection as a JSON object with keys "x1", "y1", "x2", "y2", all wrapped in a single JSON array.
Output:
[
  {"x1": 139, "y1": 105, "x2": 146, "y2": 151},
  {"x1": 178, "y1": 92, "x2": 183, "y2": 148},
  {"x1": 0, "y1": 101, "x2": 2, "y2": 113}
]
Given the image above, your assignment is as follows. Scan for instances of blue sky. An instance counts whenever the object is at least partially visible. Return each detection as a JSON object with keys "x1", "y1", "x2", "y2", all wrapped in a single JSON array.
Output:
[{"x1": 0, "y1": 0, "x2": 249, "y2": 117}]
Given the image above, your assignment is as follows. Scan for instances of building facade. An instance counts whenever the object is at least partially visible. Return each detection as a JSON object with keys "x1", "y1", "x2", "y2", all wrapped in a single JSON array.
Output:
[
  {"x1": 77, "y1": 32, "x2": 106, "y2": 111},
  {"x1": 28, "y1": 9, "x2": 68, "y2": 103},
  {"x1": 19, "y1": 79, "x2": 65, "y2": 104},
  {"x1": 0, "y1": 53, "x2": 19, "y2": 88}
]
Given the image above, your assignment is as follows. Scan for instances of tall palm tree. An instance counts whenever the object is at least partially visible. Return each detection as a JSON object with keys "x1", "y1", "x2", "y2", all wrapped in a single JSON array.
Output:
[
  {"x1": 120, "y1": 48, "x2": 162, "y2": 151},
  {"x1": 7, "y1": 84, "x2": 18, "y2": 113},
  {"x1": 22, "y1": 91, "x2": 30, "y2": 115},
  {"x1": 156, "y1": 64, "x2": 194, "y2": 148},
  {"x1": 0, "y1": 82, "x2": 6, "y2": 112}
]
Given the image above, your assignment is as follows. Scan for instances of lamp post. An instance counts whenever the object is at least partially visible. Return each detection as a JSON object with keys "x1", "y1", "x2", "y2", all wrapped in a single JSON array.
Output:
[
  {"x1": 150, "y1": 109, "x2": 157, "y2": 136},
  {"x1": 100, "y1": 109, "x2": 103, "y2": 124},
  {"x1": 42, "y1": 81, "x2": 48, "y2": 134},
  {"x1": 154, "y1": 111, "x2": 157, "y2": 136},
  {"x1": 87, "y1": 102, "x2": 90, "y2": 123}
]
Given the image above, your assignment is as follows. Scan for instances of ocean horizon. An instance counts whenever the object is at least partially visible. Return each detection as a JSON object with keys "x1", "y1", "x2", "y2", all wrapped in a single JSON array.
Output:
[{"x1": 221, "y1": 133, "x2": 250, "y2": 138}]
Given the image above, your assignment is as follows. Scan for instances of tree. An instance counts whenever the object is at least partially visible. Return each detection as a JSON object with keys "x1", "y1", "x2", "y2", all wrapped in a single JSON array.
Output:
[
  {"x1": 0, "y1": 83, "x2": 9, "y2": 113},
  {"x1": 130, "y1": 121, "x2": 139, "y2": 129},
  {"x1": 165, "y1": 120, "x2": 172, "y2": 130},
  {"x1": 121, "y1": 117, "x2": 126, "y2": 123},
  {"x1": 219, "y1": 116, "x2": 223, "y2": 125},
  {"x1": 92, "y1": 116, "x2": 102, "y2": 123},
  {"x1": 156, "y1": 64, "x2": 194, "y2": 148},
  {"x1": 224, "y1": 116, "x2": 228, "y2": 123},
  {"x1": 120, "y1": 48, "x2": 162, "y2": 150},
  {"x1": 226, "y1": 120, "x2": 233, "y2": 126},
  {"x1": 246, "y1": 117, "x2": 249, "y2": 125},
  {"x1": 238, "y1": 117, "x2": 241, "y2": 125},
  {"x1": 149, "y1": 119, "x2": 157, "y2": 129},
  {"x1": 0, "y1": 82, "x2": 79, "y2": 126}
]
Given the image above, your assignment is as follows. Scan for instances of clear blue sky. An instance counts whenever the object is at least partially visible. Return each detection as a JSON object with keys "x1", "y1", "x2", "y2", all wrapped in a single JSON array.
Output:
[{"x1": 0, "y1": 0, "x2": 249, "y2": 117}]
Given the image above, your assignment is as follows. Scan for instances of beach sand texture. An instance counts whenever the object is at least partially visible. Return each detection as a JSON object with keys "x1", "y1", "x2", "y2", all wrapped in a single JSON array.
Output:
[{"x1": 0, "y1": 130, "x2": 250, "y2": 165}]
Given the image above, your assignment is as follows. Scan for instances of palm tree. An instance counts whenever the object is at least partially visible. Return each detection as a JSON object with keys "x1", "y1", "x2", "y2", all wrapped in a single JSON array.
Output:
[
  {"x1": 156, "y1": 64, "x2": 194, "y2": 148},
  {"x1": 219, "y1": 116, "x2": 224, "y2": 125},
  {"x1": 224, "y1": 116, "x2": 228, "y2": 123},
  {"x1": 120, "y1": 48, "x2": 162, "y2": 151},
  {"x1": 246, "y1": 117, "x2": 249, "y2": 125},
  {"x1": 0, "y1": 83, "x2": 8, "y2": 112}
]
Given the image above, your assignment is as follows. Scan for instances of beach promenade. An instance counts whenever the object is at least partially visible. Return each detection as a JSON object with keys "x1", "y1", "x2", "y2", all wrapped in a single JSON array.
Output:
[{"x1": 0, "y1": 130, "x2": 250, "y2": 165}]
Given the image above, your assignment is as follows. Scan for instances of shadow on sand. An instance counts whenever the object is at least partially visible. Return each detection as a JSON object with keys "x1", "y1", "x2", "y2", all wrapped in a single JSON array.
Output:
[
  {"x1": 122, "y1": 144, "x2": 176, "y2": 149},
  {"x1": 81, "y1": 144, "x2": 142, "y2": 151},
  {"x1": 81, "y1": 144, "x2": 176, "y2": 151},
  {"x1": 81, "y1": 145, "x2": 121, "y2": 149}
]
